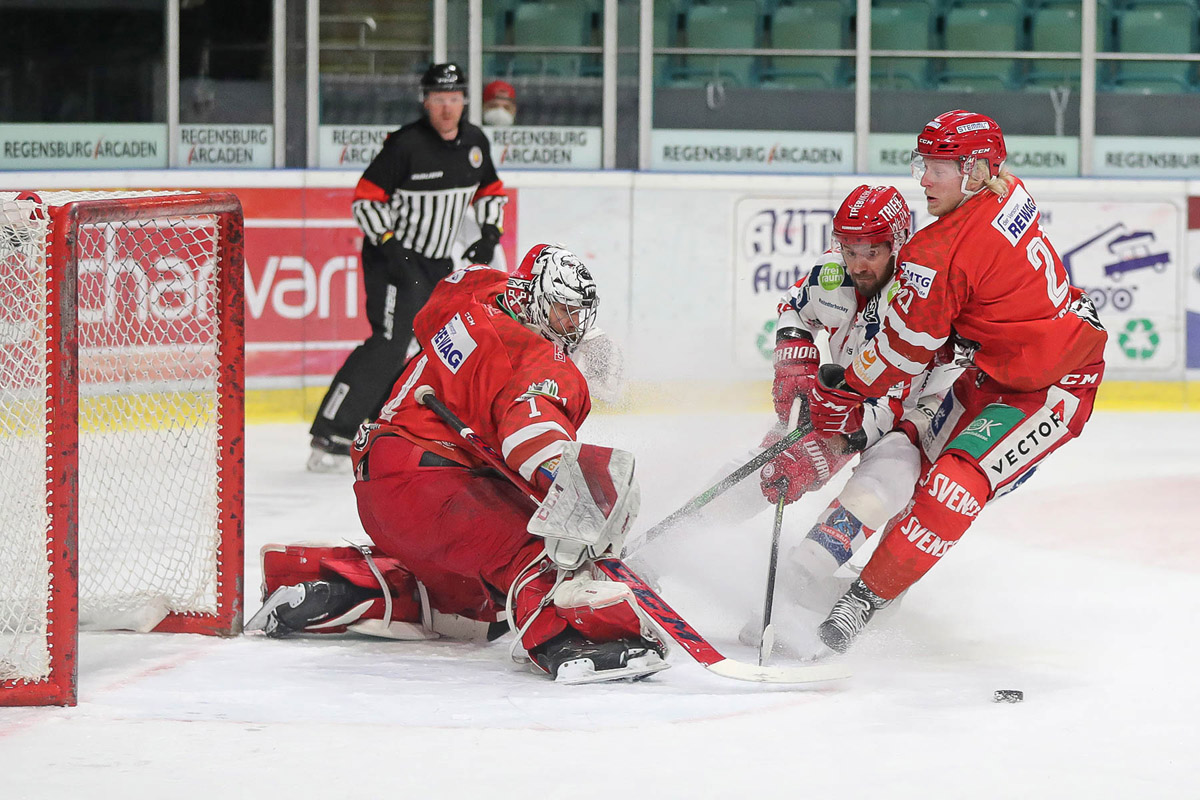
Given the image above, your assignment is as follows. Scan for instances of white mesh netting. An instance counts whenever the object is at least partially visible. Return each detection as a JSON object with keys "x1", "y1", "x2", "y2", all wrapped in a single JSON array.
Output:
[{"x1": 1, "y1": 190, "x2": 229, "y2": 685}]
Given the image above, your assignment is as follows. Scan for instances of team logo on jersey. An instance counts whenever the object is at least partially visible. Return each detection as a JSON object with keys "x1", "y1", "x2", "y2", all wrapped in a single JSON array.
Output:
[
  {"x1": 818, "y1": 261, "x2": 845, "y2": 291},
  {"x1": 991, "y1": 184, "x2": 1038, "y2": 246},
  {"x1": 432, "y1": 313, "x2": 478, "y2": 374},
  {"x1": 901, "y1": 261, "x2": 937, "y2": 299},
  {"x1": 468, "y1": 146, "x2": 483, "y2": 168},
  {"x1": 518, "y1": 379, "x2": 565, "y2": 405}
]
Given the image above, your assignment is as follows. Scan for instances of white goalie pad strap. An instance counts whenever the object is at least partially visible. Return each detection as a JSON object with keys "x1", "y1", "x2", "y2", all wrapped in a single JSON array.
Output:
[{"x1": 527, "y1": 442, "x2": 640, "y2": 569}]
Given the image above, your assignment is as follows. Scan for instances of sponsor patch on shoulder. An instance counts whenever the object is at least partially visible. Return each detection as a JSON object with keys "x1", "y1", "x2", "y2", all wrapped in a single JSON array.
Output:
[
  {"x1": 991, "y1": 184, "x2": 1039, "y2": 245},
  {"x1": 431, "y1": 313, "x2": 478, "y2": 374},
  {"x1": 901, "y1": 261, "x2": 937, "y2": 299},
  {"x1": 817, "y1": 261, "x2": 845, "y2": 290}
]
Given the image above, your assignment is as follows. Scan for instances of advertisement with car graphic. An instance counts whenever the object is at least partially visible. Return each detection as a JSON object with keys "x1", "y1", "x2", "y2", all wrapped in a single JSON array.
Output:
[{"x1": 1040, "y1": 200, "x2": 1184, "y2": 378}]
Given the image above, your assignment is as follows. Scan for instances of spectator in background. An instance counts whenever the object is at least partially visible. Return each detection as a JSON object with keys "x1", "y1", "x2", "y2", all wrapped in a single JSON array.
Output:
[{"x1": 482, "y1": 80, "x2": 517, "y2": 126}]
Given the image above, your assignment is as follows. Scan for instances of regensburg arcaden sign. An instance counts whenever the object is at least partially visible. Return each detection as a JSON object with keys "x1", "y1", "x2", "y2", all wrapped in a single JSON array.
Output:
[
  {"x1": 318, "y1": 125, "x2": 601, "y2": 170},
  {"x1": 650, "y1": 130, "x2": 1200, "y2": 178},
  {"x1": 0, "y1": 123, "x2": 1196, "y2": 177}
]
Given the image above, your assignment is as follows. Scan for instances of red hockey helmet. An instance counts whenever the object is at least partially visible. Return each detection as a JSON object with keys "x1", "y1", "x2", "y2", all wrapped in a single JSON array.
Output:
[
  {"x1": 833, "y1": 185, "x2": 911, "y2": 253},
  {"x1": 506, "y1": 243, "x2": 598, "y2": 352},
  {"x1": 911, "y1": 109, "x2": 1007, "y2": 183}
]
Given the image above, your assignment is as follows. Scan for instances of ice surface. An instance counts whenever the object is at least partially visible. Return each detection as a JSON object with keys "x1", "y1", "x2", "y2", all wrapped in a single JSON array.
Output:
[{"x1": 2, "y1": 410, "x2": 1198, "y2": 798}]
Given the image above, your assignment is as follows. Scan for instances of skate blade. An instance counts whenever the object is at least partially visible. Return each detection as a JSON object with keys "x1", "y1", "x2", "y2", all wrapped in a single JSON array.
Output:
[
  {"x1": 245, "y1": 584, "x2": 305, "y2": 634},
  {"x1": 306, "y1": 449, "x2": 352, "y2": 474},
  {"x1": 554, "y1": 653, "x2": 671, "y2": 685}
]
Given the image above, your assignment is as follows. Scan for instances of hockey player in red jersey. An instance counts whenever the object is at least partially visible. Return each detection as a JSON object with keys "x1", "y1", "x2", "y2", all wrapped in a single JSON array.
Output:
[
  {"x1": 248, "y1": 244, "x2": 668, "y2": 684},
  {"x1": 807, "y1": 110, "x2": 1108, "y2": 653}
]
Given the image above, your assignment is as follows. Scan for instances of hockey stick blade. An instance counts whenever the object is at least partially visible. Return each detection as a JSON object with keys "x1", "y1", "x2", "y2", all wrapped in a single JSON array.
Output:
[{"x1": 594, "y1": 558, "x2": 849, "y2": 685}]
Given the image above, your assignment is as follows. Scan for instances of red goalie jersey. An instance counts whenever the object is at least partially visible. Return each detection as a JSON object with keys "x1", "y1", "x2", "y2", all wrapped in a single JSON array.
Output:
[
  {"x1": 845, "y1": 176, "x2": 1108, "y2": 396},
  {"x1": 353, "y1": 265, "x2": 591, "y2": 485}
]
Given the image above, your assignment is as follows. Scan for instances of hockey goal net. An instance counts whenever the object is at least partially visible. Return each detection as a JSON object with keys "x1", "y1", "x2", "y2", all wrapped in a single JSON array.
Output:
[{"x1": 0, "y1": 190, "x2": 244, "y2": 706}]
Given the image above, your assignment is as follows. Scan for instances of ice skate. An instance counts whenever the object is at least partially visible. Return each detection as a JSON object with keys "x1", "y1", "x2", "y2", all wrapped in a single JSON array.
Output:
[
  {"x1": 306, "y1": 435, "x2": 353, "y2": 473},
  {"x1": 247, "y1": 579, "x2": 377, "y2": 638},
  {"x1": 817, "y1": 578, "x2": 891, "y2": 654},
  {"x1": 530, "y1": 630, "x2": 669, "y2": 685}
]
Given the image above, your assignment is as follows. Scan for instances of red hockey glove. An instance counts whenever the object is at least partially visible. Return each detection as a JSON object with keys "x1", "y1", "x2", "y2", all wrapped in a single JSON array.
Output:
[
  {"x1": 771, "y1": 333, "x2": 820, "y2": 423},
  {"x1": 808, "y1": 365, "x2": 867, "y2": 435},
  {"x1": 760, "y1": 432, "x2": 848, "y2": 505}
]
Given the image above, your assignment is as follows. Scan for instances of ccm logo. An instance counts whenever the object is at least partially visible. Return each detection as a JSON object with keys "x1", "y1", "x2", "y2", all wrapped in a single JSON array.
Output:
[{"x1": 1059, "y1": 372, "x2": 1100, "y2": 386}]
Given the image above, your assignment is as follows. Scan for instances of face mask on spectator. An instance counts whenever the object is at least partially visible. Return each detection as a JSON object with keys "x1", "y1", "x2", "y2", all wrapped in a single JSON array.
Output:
[{"x1": 483, "y1": 106, "x2": 515, "y2": 127}]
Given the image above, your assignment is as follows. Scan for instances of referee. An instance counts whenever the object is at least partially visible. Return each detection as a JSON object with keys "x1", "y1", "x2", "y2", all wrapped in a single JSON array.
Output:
[{"x1": 308, "y1": 62, "x2": 508, "y2": 471}]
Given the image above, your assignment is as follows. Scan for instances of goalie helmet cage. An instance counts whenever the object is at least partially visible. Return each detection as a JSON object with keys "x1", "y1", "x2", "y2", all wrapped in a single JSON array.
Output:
[{"x1": 0, "y1": 191, "x2": 245, "y2": 707}]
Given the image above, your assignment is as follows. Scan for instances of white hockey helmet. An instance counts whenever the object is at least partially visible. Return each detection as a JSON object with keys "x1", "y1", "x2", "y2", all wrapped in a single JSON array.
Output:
[{"x1": 505, "y1": 243, "x2": 598, "y2": 352}]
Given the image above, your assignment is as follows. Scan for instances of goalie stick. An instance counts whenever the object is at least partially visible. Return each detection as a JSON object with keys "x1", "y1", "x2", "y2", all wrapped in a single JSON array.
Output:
[{"x1": 414, "y1": 385, "x2": 849, "y2": 686}]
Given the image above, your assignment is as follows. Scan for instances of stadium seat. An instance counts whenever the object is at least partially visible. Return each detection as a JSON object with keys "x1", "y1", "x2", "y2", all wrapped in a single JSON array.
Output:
[
  {"x1": 764, "y1": 0, "x2": 849, "y2": 88},
  {"x1": 509, "y1": 0, "x2": 594, "y2": 77},
  {"x1": 1112, "y1": 4, "x2": 1197, "y2": 92},
  {"x1": 1025, "y1": 3, "x2": 1110, "y2": 89},
  {"x1": 937, "y1": 1, "x2": 1026, "y2": 91},
  {"x1": 870, "y1": 0, "x2": 935, "y2": 89},
  {"x1": 676, "y1": 0, "x2": 762, "y2": 87}
]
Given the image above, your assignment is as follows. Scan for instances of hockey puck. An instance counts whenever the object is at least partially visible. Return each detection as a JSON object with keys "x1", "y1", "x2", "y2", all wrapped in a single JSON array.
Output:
[{"x1": 993, "y1": 689, "x2": 1023, "y2": 703}]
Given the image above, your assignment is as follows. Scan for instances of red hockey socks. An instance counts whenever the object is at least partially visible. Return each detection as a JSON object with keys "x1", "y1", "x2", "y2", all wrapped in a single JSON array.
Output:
[{"x1": 860, "y1": 453, "x2": 989, "y2": 600}]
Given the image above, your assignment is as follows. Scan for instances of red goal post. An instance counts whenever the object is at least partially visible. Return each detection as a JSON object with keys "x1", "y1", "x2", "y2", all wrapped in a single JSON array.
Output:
[{"x1": 0, "y1": 191, "x2": 245, "y2": 706}]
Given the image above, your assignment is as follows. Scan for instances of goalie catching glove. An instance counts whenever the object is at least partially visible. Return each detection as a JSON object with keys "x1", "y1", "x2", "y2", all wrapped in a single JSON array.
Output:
[{"x1": 527, "y1": 441, "x2": 640, "y2": 570}]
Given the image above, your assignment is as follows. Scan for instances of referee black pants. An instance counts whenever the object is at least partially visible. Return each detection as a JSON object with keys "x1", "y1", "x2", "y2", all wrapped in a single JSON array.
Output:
[{"x1": 310, "y1": 242, "x2": 453, "y2": 443}]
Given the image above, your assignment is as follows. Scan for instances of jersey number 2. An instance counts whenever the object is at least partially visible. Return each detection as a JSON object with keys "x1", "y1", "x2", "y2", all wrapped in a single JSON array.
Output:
[{"x1": 1026, "y1": 236, "x2": 1070, "y2": 307}]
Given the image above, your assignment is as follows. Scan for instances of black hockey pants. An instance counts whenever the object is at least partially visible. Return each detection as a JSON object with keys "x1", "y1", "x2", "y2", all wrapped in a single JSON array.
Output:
[{"x1": 309, "y1": 242, "x2": 453, "y2": 442}]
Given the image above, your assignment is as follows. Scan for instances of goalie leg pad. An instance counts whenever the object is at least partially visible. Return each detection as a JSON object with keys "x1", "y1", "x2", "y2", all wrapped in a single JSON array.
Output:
[
  {"x1": 255, "y1": 543, "x2": 430, "y2": 638},
  {"x1": 552, "y1": 571, "x2": 647, "y2": 644}
]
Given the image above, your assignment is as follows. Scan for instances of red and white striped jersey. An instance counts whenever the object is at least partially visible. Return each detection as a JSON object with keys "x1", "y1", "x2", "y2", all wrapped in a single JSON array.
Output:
[
  {"x1": 359, "y1": 265, "x2": 590, "y2": 485},
  {"x1": 843, "y1": 176, "x2": 1107, "y2": 398},
  {"x1": 777, "y1": 251, "x2": 961, "y2": 446}
]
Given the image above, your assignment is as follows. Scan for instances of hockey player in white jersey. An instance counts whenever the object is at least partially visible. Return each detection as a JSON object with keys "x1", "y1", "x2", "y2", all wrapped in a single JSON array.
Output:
[{"x1": 755, "y1": 184, "x2": 961, "y2": 618}]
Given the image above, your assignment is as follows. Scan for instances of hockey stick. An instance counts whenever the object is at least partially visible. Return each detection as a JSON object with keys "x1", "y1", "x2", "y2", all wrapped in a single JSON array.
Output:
[
  {"x1": 620, "y1": 417, "x2": 813, "y2": 558},
  {"x1": 414, "y1": 385, "x2": 849, "y2": 686},
  {"x1": 759, "y1": 489, "x2": 788, "y2": 666},
  {"x1": 622, "y1": 413, "x2": 867, "y2": 559},
  {"x1": 759, "y1": 398, "x2": 800, "y2": 665}
]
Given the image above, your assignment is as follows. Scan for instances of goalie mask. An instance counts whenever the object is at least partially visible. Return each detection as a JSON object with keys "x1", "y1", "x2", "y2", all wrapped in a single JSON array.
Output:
[
  {"x1": 833, "y1": 185, "x2": 911, "y2": 255},
  {"x1": 506, "y1": 244, "x2": 598, "y2": 352},
  {"x1": 910, "y1": 109, "x2": 1007, "y2": 191}
]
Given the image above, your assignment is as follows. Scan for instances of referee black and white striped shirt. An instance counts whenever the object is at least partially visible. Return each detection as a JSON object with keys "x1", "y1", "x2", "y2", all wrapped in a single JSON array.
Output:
[{"x1": 352, "y1": 117, "x2": 506, "y2": 261}]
